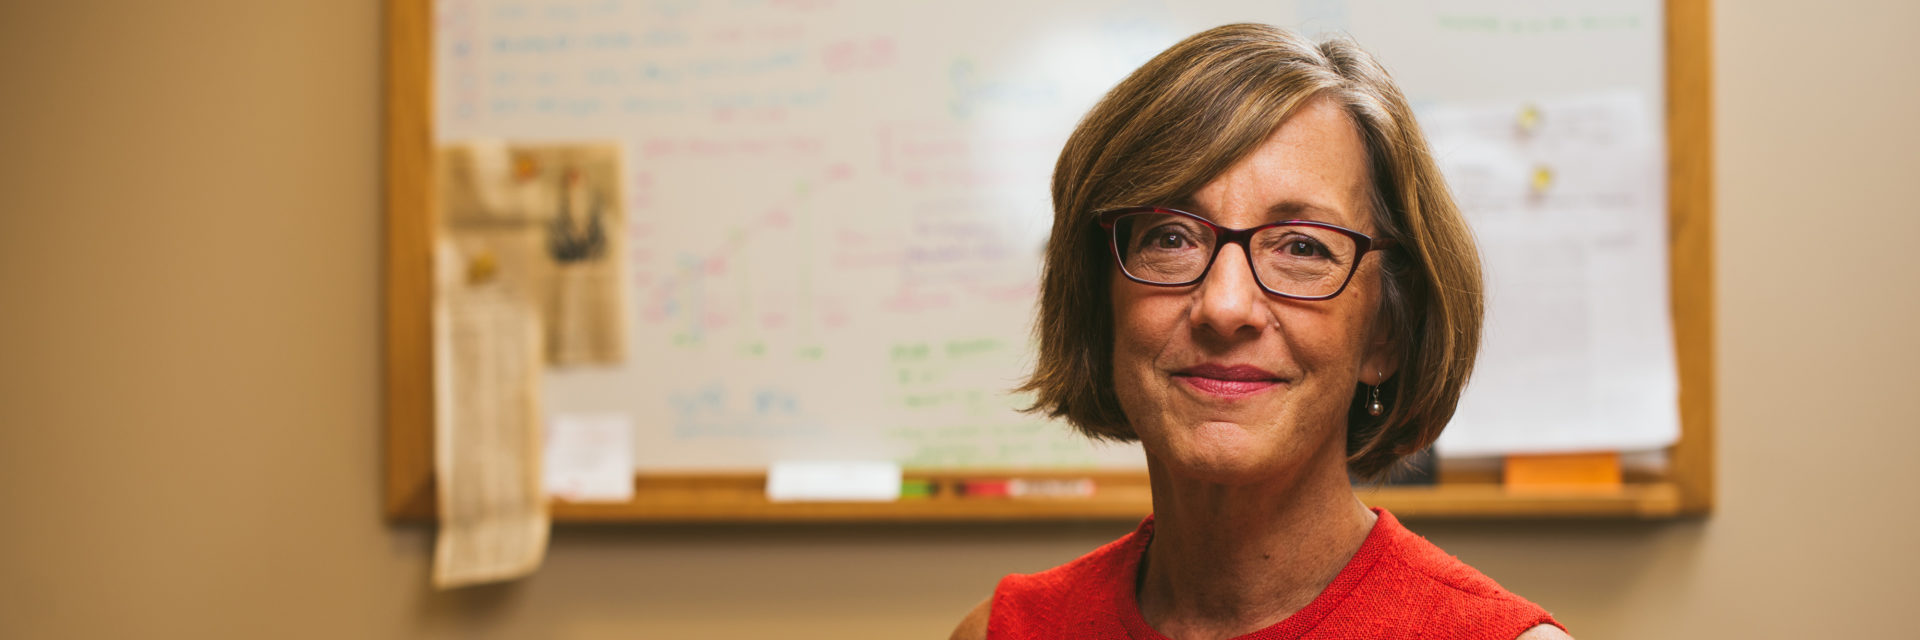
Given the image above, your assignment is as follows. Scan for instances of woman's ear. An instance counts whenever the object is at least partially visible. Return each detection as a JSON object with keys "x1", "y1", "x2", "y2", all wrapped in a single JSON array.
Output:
[{"x1": 1361, "y1": 309, "x2": 1402, "y2": 385}]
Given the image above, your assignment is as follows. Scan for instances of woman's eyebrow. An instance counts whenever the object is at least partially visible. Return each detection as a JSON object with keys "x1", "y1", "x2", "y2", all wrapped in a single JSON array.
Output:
[
  {"x1": 1264, "y1": 199, "x2": 1345, "y2": 223},
  {"x1": 1161, "y1": 197, "x2": 1347, "y2": 224}
]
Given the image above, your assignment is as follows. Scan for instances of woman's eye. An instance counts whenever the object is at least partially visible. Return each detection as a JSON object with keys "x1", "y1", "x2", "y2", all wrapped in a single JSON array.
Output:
[
  {"x1": 1140, "y1": 225, "x2": 1199, "y2": 251},
  {"x1": 1284, "y1": 239, "x2": 1325, "y2": 257}
]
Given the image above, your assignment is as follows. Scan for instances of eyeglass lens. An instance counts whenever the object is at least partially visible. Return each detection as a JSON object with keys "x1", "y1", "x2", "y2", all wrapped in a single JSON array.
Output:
[{"x1": 1112, "y1": 211, "x2": 1358, "y2": 297}]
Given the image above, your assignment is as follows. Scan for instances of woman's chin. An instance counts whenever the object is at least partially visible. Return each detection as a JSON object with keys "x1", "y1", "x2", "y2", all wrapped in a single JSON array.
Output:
[{"x1": 1156, "y1": 422, "x2": 1289, "y2": 485}]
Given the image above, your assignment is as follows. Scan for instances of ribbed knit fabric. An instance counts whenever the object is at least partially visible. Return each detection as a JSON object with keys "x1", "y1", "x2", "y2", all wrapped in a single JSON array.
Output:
[{"x1": 988, "y1": 508, "x2": 1562, "y2": 639}]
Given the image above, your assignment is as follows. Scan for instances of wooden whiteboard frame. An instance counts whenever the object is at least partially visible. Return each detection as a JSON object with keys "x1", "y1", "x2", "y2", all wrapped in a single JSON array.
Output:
[{"x1": 383, "y1": 0, "x2": 1714, "y2": 522}]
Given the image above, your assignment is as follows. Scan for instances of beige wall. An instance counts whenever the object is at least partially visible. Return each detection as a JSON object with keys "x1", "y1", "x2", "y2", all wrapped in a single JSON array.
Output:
[{"x1": 2, "y1": 1, "x2": 1915, "y2": 638}]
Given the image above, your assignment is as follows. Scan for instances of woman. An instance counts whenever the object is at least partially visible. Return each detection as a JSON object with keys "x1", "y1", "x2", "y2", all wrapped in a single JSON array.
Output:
[{"x1": 952, "y1": 24, "x2": 1569, "y2": 640}]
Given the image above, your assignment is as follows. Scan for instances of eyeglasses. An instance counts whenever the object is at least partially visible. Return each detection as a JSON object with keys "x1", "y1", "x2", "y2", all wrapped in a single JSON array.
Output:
[{"x1": 1096, "y1": 206, "x2": 1393, "y2": 301}]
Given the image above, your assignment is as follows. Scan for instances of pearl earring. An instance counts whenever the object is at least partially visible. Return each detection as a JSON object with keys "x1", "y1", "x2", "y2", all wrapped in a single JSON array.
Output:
[{"x1": 1366, "y1": 373, "x2": 1385, "y2": 417}]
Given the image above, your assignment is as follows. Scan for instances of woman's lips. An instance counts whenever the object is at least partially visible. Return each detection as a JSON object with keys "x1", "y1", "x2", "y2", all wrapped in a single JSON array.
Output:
[
  {"x1": 1178, "y1": 376, "x2": 1279, "y2": 397},
  {"x1": 1173, "y1": 364, "x2": 1283, "y2": 398}
]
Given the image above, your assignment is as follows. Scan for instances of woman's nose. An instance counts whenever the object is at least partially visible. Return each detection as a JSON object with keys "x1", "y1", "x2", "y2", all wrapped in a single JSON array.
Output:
[{"x1": 1190, "y1": 244, "x2": 1269, "y2": 337}]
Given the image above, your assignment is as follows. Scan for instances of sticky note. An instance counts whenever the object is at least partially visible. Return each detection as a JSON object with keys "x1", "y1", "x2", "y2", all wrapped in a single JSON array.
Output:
[
  {"x1": 1504, "y1": 451, "x2": 1622, "y2": 493},
  {"x1": 543, "y1": 413, "x2": 635, "y2": 502},
  {"x1": 766, "y1": 461, "x2": 902, "y2": 502}
]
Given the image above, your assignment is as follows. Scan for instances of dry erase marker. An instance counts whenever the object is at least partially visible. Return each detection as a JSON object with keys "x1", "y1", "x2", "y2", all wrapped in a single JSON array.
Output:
[
  {"x1": 956, "y1": 478, "x2": 1097, "y2": 498},
  {"x1": 900, "y1": 479, "x2": 938, "y2": 499},
  {"x1": 1009, "y1": 478, "x2": 1097, "y2": 498},
  {"x1": 955, "y1": 480, "x2": 1011, "y2": 497}
]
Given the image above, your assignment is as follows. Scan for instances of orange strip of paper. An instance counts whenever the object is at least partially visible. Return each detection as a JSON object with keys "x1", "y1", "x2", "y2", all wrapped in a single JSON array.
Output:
[{"x1": 1503, "y1": 452, "x2": 1623, "y2": 494}]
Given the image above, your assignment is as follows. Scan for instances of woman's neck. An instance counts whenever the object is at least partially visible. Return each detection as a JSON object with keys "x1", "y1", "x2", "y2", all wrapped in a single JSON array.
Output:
[{"x1": 1136, "y1": 452, "x2": 1377, "y2": 640}]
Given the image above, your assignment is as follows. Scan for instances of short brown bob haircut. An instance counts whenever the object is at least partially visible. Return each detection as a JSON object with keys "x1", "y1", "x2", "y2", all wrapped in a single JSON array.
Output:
[{"x1": 1020, "y1": 23, "x2": 1484, "y2": 479}]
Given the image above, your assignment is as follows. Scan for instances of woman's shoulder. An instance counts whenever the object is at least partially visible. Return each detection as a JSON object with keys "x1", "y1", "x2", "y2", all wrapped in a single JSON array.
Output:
[
  {"x1": 1370, "y1": 511, "x2": 1539, "y2": 602},
  {"x1": 961, "y1": 516, "x2": 1153, "y2": 639},
  {"x1": 1518, "y1": 624, "x2": 1576, "y2": 640},
  {"x1": 948, "y1": 598, "x2": 990, "y2": 640},
  {"x1": 1002, "y1": 519, "x2": 1149, "y2": 605},
  {"x1": 1350, "y1": 509, "x2": 1565, "y2": 637},
  {"x1": 997, "y1": 519, "x2": 1147, "y2": 600}
]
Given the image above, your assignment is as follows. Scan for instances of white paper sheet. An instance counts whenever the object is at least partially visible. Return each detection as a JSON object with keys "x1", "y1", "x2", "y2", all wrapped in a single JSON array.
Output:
[
  {"x1": 544, "y1": 413, "x2": 636, "y2": 502},
  {"x1": 1421, "y1": 92, "x2": 1680, "y2": 456}
]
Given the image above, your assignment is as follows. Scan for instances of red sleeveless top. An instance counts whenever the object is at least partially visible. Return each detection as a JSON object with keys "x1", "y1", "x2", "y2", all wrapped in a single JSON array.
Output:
[{"x1": 989, "y1": 508, "x2": 1561, "y2": 639}]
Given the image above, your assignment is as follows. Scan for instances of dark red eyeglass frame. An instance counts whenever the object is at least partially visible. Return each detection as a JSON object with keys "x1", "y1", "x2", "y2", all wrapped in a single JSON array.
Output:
[{"x1": 1095, "y1": 206, "x2": 1396, "y2": 301}]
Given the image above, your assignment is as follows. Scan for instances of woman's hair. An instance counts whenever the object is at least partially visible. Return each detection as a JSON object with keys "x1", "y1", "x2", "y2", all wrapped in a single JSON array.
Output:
[{"x1": 1019, "y1": 23, "x2": 1483, "y2": 479}]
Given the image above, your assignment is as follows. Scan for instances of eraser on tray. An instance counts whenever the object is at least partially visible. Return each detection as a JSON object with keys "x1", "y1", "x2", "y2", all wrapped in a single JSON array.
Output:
[{"x1": 766, "y1": 461, "x2": 903, "y2": 502}]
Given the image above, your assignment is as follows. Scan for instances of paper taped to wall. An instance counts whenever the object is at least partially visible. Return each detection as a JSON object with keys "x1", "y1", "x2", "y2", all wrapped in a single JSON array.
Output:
[
  {"x1": 440, "y1": 142, "x2": 631, "y2": 367},
  {"x1": 432, "y1": 240, "x2": 550, "y2": 589},
  {"x1": 544, "y1": 413, "x2": 636, "y2": 502},
  {"x1": 1421, "y1": 92, "x2": 1680, "y2": 456}
]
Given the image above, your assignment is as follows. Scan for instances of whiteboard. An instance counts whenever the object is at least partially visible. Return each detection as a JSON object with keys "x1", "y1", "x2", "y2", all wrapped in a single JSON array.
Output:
[{"x1": 434, "y1": 0, "x2": 1676, "y2": 470}]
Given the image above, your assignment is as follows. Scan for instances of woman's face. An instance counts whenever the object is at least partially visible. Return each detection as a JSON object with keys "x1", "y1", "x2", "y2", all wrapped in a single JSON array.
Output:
[{"x1": 1111, "y1": 96, "x2": 1397, "y2": 484}]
